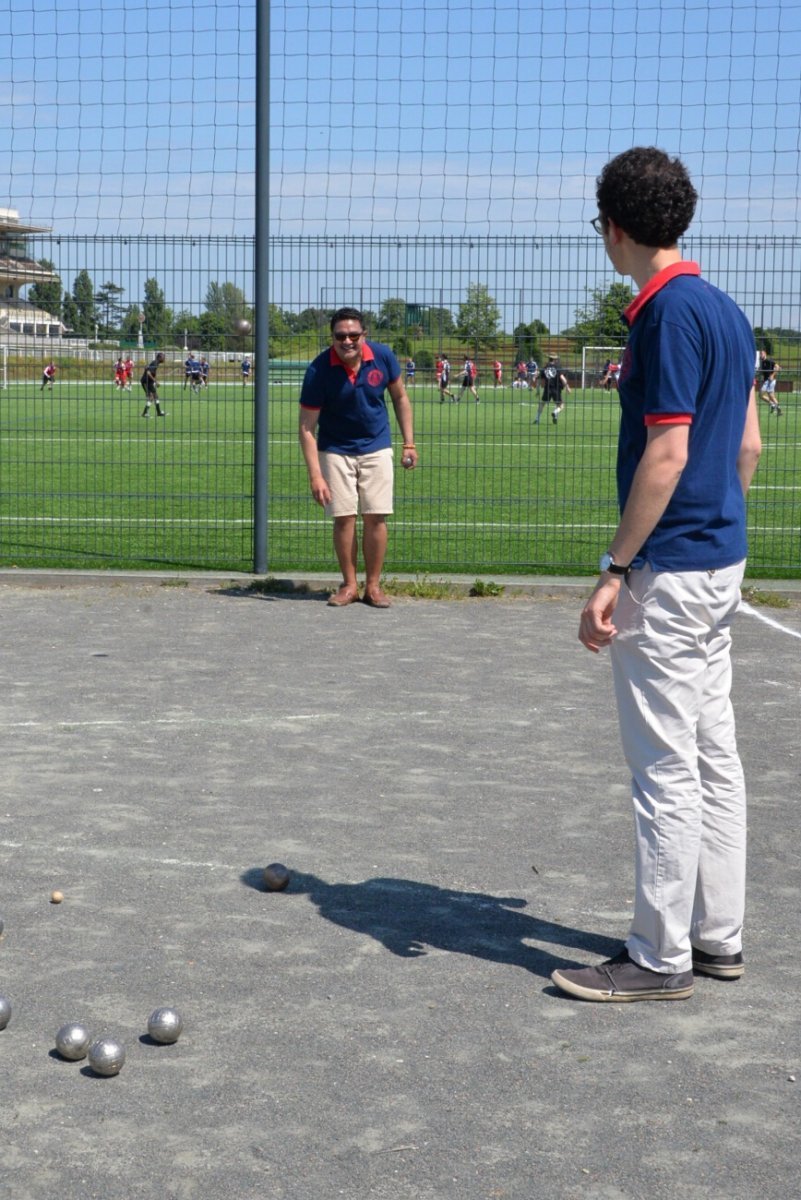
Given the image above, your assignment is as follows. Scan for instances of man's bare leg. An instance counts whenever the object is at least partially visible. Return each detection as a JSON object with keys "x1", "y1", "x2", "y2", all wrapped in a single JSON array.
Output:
[
  {"x1": 362, "y1": 514, "x2": 391, "y2": 607},
  {"x1": 328, "y1": 515, "x2": 360, "y2": 605}
]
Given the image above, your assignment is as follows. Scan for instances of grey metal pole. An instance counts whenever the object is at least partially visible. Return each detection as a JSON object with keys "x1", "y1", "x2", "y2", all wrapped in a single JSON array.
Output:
[{"x1": 253, "y1": 0, "x2": 270, "y2": 574}]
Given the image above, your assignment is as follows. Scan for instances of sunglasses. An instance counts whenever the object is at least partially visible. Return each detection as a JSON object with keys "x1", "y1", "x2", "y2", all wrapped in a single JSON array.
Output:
[{"x1": 333, "y1": 331, "x2": 364, "y2": 343}]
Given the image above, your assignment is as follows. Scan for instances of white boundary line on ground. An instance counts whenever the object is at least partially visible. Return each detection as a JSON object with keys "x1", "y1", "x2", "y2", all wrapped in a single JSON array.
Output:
[{"x1": 740, "y1": 600, "x2": 801, "y2": 640}]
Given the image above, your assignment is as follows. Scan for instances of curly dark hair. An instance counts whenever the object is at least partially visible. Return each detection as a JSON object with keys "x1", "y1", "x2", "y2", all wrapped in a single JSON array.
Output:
[{"x1": 596, "y1": 147, "x2": 697, "y2": 247}]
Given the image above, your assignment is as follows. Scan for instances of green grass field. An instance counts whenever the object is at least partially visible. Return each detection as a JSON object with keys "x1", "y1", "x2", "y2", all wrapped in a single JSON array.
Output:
[{"x1": 0, "y1": 376, "x2": 798, "y2": 576}]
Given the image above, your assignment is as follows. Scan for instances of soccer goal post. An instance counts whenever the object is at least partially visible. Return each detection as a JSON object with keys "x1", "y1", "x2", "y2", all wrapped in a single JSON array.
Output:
[
  {"x1": 581, "y1": 346, "x2": 626, "y2": 389},
  {"x1": 0, "y1": 345, "x2": 8, "y2": 389}
]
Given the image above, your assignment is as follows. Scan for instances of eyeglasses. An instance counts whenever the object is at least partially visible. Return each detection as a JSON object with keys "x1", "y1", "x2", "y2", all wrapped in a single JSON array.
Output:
[
  {"x1": 589, "y1": 217, "x2": 605, "y2": 236},
  {"x1": 333, "y1": 331, "x2": 364, "y2": 343}
]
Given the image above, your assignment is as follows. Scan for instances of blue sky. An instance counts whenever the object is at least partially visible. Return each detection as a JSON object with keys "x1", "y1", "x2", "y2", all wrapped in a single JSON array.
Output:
[{"x1": 1, "y1": 0, "x2": 800, "y2": 236}]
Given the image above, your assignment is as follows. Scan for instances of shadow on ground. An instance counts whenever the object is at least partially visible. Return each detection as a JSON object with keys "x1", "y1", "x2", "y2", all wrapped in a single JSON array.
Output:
[
  {"x1": 241, "y1": 868, "x2": 620, "y2": 979},
  {"x1": 215, "y1": 584, "x2": 330, "y2": 602}
]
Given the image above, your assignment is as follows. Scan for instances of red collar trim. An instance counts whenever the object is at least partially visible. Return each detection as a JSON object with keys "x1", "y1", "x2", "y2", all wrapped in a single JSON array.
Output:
[
  {"x1": 624, "y1": 261, "x2": 701, "y2": 326},
  {"x1": 328, "y1": 341, "x2": 375, "y2": 379}
]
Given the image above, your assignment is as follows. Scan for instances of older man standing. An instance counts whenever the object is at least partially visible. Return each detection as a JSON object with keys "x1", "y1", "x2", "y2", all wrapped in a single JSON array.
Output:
[{"x1": 299, "y1": 307, "x2": 417, "y2": 608}]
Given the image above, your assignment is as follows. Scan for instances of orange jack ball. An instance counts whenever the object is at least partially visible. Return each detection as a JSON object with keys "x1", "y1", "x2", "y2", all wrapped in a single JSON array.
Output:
[{"x1": 50, "y1": 890, "x2": 64, "y2": 904}]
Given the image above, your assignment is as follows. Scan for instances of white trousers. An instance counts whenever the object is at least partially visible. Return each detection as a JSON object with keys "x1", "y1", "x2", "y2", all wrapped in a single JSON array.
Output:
[{"x1": 610, "y1": 561, "x2": 747, "y2": 973}]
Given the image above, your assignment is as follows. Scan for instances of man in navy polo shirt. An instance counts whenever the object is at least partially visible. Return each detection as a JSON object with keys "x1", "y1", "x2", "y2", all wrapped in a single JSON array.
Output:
[
  {"x1": 299, "y1": 307, "x2": 417, "y2": 608},
  {"x1": 552, "y1": 148, "x2": 762, "y2": 1003}
]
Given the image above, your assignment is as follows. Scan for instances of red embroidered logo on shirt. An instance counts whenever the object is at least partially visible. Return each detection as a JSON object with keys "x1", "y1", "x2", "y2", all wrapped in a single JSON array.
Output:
[{"x1": 366, "y1": 369, "x2": 384, "y2": 387}]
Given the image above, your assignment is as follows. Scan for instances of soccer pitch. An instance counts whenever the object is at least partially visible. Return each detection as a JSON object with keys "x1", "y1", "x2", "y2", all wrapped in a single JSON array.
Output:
[{"x1": 0, "y1": 378, "x2": 797, "y2": 576}]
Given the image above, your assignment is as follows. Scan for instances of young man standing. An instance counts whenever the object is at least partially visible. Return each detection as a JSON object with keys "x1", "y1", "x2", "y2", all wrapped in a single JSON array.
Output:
[
  {"x1": 535, "y1": 357, "x2": 571, "y2": 424},
  {"x1": 438, "y1": 356, "x2": 456, "y2": 402},
  {"x1": 758, "y1": 349, "x2": 782, "y2": 415},
  {"x1": 298, "y1": 308, "x2": 417, "y2": 609},
  {"x1": 551, "y1": 147, "x2": 761, "y2": 1003},
  {"x1": 140, "y1": 352, "x2": 167, "y2": 417}
]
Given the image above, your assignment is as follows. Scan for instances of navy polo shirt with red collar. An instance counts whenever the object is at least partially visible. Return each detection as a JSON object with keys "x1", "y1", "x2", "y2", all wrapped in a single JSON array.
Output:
[
  {"x1": 300, "y1": 340, "x2": 401, "y2": 456},
  {"x1": 617, "y1": 261, "x2": 755, "y2": 572}
]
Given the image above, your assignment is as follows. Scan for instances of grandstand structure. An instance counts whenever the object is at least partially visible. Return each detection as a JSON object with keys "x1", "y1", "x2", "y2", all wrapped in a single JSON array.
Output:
[{"x1": 0, "y1": 209, "x2": 65, "y2": 347}]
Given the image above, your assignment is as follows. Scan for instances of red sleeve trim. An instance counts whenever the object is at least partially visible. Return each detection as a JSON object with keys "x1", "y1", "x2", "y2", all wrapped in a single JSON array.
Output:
[{"x1": 644, "y1": 413, "x2": 693, "y2": 426}]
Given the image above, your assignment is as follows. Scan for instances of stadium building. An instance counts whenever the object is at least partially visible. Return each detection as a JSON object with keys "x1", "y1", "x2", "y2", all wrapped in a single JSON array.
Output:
[{"x1": 0, "y1": 208, "x2": 65, "y2": 343}]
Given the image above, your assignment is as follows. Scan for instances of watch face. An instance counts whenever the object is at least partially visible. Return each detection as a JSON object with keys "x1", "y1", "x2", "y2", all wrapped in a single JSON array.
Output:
[{"x1": 599, "y1": 552, "x2": 613, "y2": 572}]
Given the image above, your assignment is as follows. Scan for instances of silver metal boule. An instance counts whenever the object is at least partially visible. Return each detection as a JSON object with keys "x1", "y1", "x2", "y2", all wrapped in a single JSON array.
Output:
[
  {"x1": 55, "y1": 1022, "x2": 93, "y2": 1061},
  {"x1": 147, "y1": 1006, "x2": 184, "y2": 1044},
  {"x1": 0, "y1": 995, "x2": 11, "y2": 1030},
  {"x1": 263, "y1": 862, "x2": 291, "y2": 891},
  {"x1": 87, "y1": 1036, "x2": 126, "y2": 1076},
  {"x1": 234, "y1": 318, "x2": 252, "y2": 336}
]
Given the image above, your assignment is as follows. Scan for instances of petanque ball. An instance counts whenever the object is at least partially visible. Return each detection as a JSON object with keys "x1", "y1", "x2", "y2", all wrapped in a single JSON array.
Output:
[
  {"x1": 55, "y1": 1022, "x2": 93, "y2": 1061},
  {"x1": 263, "y1": 862, "x2": 291, "y2": 892},
  {"x1": 87, "y1": 1037, "x2": 126, "y2": 1076},
  {"x1": 234, "y1": 318, "x2": 252, "y2": 336},
  {"x1": 147, "y1": 1006, "x2": 184, "y2": 1044},
  {"x1": 0, "y1": 995, "x2": 11, "y2": 1030}
]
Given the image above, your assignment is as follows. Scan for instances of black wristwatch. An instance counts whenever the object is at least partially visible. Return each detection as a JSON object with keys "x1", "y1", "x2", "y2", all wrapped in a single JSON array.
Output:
[{"x1": 599, "y1": 551, "x2": 630, "y2": 576}]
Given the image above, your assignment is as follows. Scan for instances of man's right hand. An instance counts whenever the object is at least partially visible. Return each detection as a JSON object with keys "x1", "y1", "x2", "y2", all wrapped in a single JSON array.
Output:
[
  {"x1": 309, "y1": 475, "x2": 331, "y2": 507},
  {"x1": 579, "y1": 576, "x2": 622, "y2": 653}
]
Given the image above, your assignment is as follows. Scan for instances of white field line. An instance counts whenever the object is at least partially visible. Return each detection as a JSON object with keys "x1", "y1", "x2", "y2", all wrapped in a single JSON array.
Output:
[
  {"x1": 740, "y1": 601, "x2": 801, "y2": 640},
  {"x1": 0, "y1": 516, "x2": 796, "y2": 535}
]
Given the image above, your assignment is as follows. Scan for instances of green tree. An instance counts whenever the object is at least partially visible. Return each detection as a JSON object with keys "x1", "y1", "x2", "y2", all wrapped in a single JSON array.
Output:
[
  {"x1": 425, "y1": 306, "x2": 455, "y2": 338},
  {"x1": 513, "y1": 321, "x2": 545, "y2": 362},
  {"x1": 172, "y1": 311, "x2": 202, "y2": 348},
  {"x1": 70, "y1": 269, "x2": 99, "y2": 337},
  {"x1": 142, "y1": 277, "x2": 173, "y2": 346},
  {"x1": 94, "y1": 281, "x2": 126, "y2": 337},
  {"x1": 119, "y1": 304, "x2": 142, "y2": 344},
  {"x1": 753, "y1": 327, "x2": 773, "y2": 356},
  {"x1": 376, "y1": 298, "x2": 407, "y2": 331},
  {"x1": 267, "y1": 303, "x2": 288, "y2": 336},
  {"x1": 27, "y1": 260, "x2": 62, "y2": 319},
  {"x1": 455, "y1": 283, "x2": 501, "y2": 350},
  {"x1": 197, "y1": 311, "x2": 229, "y2": 351},
  {"x1": 571, "y1": 281, "x2": 634, "y2": 345},
  {"x1": 205, "y1": 281, "x2": 250, "y2": 328},
  {"x1": 291, "y1": 307, "x2": 328, "y2": 333},
  {"x1": 61, "y1": 292, "x2": 79, "y2": 335}
]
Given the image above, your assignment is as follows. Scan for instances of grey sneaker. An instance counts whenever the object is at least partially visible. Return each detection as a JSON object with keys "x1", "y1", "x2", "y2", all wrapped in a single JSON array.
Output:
[
  {"x1": 551, "y1": 949, "x2": 694, "y2": 1002},
  {"x1": 691, "y1": 948, "x2": 744, "y2": 979}
]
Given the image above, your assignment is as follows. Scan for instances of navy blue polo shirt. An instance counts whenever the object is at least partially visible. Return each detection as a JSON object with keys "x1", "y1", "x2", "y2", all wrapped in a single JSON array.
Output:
[
  {"x1": 617, "y1": 262, "x2": 755, "y2": 572},
  {"x1": 299, "y1": 340, "x2": 401, "y2": 455}
]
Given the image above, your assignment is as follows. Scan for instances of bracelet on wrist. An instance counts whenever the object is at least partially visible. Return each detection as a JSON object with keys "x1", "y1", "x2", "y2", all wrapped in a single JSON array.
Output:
[{"x1": 403, "y1": 443, "x2": 416, "y2": 449}]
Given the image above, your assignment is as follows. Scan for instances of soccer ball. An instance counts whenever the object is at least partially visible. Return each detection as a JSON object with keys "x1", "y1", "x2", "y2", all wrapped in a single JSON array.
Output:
[{"x1": 234, "y1": 318, "x2": 252, "y2": 336}]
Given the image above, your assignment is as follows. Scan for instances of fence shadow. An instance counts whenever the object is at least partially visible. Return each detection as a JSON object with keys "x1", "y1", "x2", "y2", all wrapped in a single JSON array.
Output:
[{"x1": 241, "y1": 868, "x2": 620, "y2": 979}]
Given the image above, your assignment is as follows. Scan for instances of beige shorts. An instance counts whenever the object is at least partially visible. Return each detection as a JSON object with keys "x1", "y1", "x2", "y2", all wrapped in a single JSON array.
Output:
[{"x1": 319, "y1": 447, "x2": 394, "y2": 518}]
